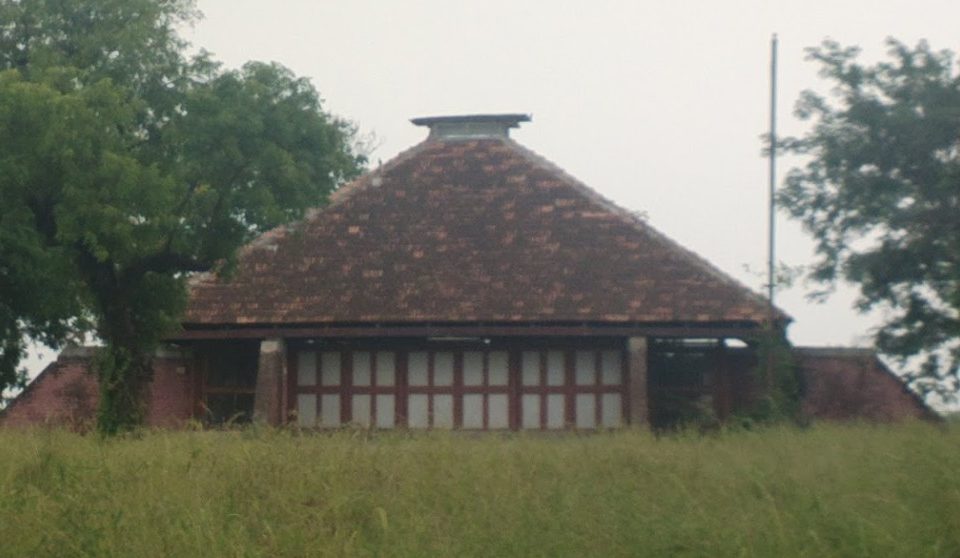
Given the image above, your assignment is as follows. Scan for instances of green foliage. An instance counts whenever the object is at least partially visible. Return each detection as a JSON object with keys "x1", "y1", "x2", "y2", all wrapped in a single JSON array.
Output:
[
  {"x1": 0, "y1": 424, "x2": 957, "y2": 556},
  {"x1": 743, "y1": 330, "x2": 804, "y2": 426},
  {"x1": 0, "y1": 0, "x2": 364, "y2": 431},
  {"x1": 0, "y1": 72, "x2": 90, "y2": 395},
  {"x1": 780, "y1": 38, "x2": 960, "y2": 398}
]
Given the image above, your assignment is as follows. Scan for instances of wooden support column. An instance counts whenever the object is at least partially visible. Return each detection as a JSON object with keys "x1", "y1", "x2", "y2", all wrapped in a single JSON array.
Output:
[
  {"x1": 254, "y1": 338, "x2": 286, "y2": 425},
  {"x1": 627, "y1": 337, "x2": 649, "y2": 427}
]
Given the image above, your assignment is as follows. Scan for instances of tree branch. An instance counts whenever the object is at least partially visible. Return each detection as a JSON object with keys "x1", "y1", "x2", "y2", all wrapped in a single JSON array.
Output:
[{"x1": 123, "y1": 250, "x2": 211, "y2": 280}]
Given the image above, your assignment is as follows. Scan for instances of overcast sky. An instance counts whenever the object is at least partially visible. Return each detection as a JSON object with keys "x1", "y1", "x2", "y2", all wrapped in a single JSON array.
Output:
[
  {"x1": 183, "y1": 0, "x2": 959, "y2": 350},
  {"x1": 18, "y1": 1, "x2": 960, "y2": 382}
]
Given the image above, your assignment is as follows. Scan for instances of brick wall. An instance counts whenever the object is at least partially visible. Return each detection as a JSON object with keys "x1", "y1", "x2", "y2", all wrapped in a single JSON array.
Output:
[
  {"x1": 0, "y1": 350, "x2": 99, "y2": 430},
  {"x1": 145, "y1": 354, "x2": 196, "y2": 427},
  {"x1": 1, "y1": 347, "x2": 195, "y2": 429},
  {"x1": 797, "y1": 348, "x2": 935, "y2": 422},
  {"x1": 3, "y1": 344, "x2": 936, "y2": 429}
]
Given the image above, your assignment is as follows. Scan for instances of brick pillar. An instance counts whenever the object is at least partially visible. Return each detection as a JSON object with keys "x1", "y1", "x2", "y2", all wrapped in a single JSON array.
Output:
[
  {"x1": 254, "y1": 338, "x2": 286, "y2": 425},
  {"x1": 627, "y1": 337, "x2": 649, "y2": 427}
]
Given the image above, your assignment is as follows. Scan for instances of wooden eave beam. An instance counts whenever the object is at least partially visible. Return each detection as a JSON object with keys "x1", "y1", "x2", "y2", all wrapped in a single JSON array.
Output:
[{"x1": 168, "y1": 322, "x2": 770, "y2": 341}]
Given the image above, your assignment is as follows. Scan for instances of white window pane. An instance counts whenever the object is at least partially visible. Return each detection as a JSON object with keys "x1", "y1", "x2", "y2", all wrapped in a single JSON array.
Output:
[
  {"x1": 601, "y1": 351, "x2": 622, "y2": 386},
  {"x1": 434, "y1": 352, "x2": 454, "y2": 386},
  {"x1": 463, "y1": 394, "x2": 484, "y2": 429},
  {"x1": 352, "y1": 394, "x2": 371, "y2": 427},
  {"x1": 297, "y1": 351, "x2": 316, "y2": 386},
  {"x1": 547, "y1": 351, "x2": 565, "y2": 386},
  {"x1": 488, "y1": 351, "x2": 508, "y2": 386},
  {"x1": 297, "y1": 394, "x2": 316, "y2": 427},
  {"x1": 547, "y1": 394, "x2": 565, "y2": 429},
  {"x1": 522, "y1": 351, "x2": 540, "y2": 386},
  {"x1": 434, "y1": 394, "x2": 454, "y2": 428},
  {"x1": 488, "y1": 394, "x2": 509, "y2": 429},
  {"x1": 408, "y1": 394, "x2": 429, "y2": 428},
  {"x1": 575, "y1": 351, "x2": 597, "y2": 386},
  {"x1": 522, "y1": 394, "x2": 541, "y2": 429},
  {"x1": 576, "y1": 394, "x2": 596, "y2": 429},
  {"x1": 463, "y1": 352, "x2": 484, "y2": 386},
  {"x1": 352, "y1": 352, "x2": 371, "y2": 386},
  {"x1": 601, "y1": 393, "x2": 622, "y2": 427},
  {"x1": 376, "y1": 395, "x2": 395, "y2": 428},
  {"x1": 376, "y1": 352, "x2": 395, "y2": 386},
  {"x1": 321, "y1": 394, "x2": 340, "y2": 427},
  {"x1": 408, "y1": 352, "x2": 429, "y2": 386},
  {"x1": 320, "y1": 352, "x2": 341, "y2": 386}
]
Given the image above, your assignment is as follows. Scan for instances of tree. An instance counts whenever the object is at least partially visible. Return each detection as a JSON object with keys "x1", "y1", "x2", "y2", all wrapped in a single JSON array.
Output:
[
  {"x1": 0, "y1": 0, "x2": 364, "y2": 432},
  {"x1": 780, "y1": 38, "x2": 960, "y2": 398}
]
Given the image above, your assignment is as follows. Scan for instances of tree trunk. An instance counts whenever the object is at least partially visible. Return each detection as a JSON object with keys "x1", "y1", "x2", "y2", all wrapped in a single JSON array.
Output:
[
  {"x1": 77, "y1": 250, "x2": 164, "y2": 434},
  {"x1": 95, "y1": 343, "x2": 153, "y2": 434}
]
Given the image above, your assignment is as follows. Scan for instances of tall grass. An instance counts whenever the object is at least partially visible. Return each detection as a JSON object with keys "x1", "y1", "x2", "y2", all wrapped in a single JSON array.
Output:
[{"x1": 1, "y1": 423, "x2": 958, "y2": 557}]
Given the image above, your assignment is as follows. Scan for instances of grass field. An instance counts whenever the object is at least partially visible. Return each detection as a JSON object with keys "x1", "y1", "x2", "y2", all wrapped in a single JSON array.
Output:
[{"x1": 1, "y1": 423, "x2": 958, "y2": 557}]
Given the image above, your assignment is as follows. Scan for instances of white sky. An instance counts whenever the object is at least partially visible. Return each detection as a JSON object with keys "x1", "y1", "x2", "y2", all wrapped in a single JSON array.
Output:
[{"x1": 17, "y1": 0, "x2": 960, "y2": 384}]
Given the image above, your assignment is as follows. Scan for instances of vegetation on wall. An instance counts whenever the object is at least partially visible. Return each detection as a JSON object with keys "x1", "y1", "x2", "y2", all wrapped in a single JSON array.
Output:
[
  {"x1": 742, "y1": 328, "x2": 803, "y2": 426},
  {"x1": 0, "y1": 0, "x2": 364, "y2": 433}
]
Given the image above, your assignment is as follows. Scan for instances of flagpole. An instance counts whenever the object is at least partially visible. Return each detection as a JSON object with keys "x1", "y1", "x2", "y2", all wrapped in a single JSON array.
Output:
[
  {"x1": 768, "y1": 34, "x2": 778, "y2": 315},
  {"x1": 764, "y1": 33, "x2": 780, "y2": 389}
]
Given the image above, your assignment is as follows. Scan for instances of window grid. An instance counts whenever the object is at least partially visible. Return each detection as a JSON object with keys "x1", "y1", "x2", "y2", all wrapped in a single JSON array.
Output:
[
  {"x1": 293, "y1": 347, "x2": 625, "y2": 430},
  {"x1": 518, "y1": 349, "x2": 625, "y2": 430}
]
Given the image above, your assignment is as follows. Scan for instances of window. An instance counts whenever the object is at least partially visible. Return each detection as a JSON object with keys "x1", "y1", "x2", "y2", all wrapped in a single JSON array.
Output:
[
  {"x1": 296, "y1": 350, "x2": 397, "y2": 428},
  {"x1": 519, "y1": 349, "x2": 624, "y2": 430},
  {"x1": 461, "y1": 351, "x2": 510, "y2": 429},
  {"x1": 293, "y1": 344, "x2": 625, "y2": 430},
  {"x1": 406, "y1": 350, "x2": 510, "y2": 429},
  {"x1": 407, "y1": 351, "x2": 454, "y2": 428}
]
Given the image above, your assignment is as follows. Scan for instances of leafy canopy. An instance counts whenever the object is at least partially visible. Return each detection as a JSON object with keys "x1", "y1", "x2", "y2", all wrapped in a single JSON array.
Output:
[
  {"x1": 0, "y1": 0, "x2": 364, "y2": 428},
  {"x1": 780, "y1": 38, "x2": 960, "y2": 397}
]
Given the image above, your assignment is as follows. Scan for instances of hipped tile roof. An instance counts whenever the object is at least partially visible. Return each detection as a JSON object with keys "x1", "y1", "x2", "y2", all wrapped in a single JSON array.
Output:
[{"x1": 184, "y1": 136, "x2": 787, "y2": 326}]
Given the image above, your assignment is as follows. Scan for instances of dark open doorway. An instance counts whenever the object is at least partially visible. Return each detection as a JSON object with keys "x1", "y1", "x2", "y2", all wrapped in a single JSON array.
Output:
[
  {"x1": 196, "y1": 341, "x2": 259, "y2": 425},
  {"x1": 647, "y1": 339, "x2": 758, "y2": 430}
]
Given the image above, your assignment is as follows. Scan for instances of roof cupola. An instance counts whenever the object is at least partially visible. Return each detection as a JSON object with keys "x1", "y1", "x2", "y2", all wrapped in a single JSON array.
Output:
[{"x1": 411, "y1": 113, "x2": 531, "y2": 140}]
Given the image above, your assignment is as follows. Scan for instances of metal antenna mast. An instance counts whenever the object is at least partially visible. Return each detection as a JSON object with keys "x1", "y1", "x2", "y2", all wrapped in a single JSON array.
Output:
[
  {"x1": 762, "y1": 33, "x2": 781, "y2": 391},
  {"x1": 768, "y1": 34, "x2": 778, "y2": 315}
]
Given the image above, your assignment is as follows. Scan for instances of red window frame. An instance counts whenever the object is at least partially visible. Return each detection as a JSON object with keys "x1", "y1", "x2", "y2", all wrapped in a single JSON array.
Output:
[
  {"x1": 295, "y1": 350, "x2": 400, "y2": 427},
  {"x1": 341, "y1": 350, "x2": 398, "y2": 427},
  {"x1": 290, "y1": 341, "x2": 627, "y2": 430},
  {"x1": 459, "y1": 350, "x2": 512, "y2": 429},
  {"x1": 518, "y1": 349, "x2": 626, "y2": 430}
]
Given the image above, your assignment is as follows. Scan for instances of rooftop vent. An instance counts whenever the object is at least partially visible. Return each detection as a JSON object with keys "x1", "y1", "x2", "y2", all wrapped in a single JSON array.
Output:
[{"x1": 411, "y1": 113, "x2": 531, "y2": 140}]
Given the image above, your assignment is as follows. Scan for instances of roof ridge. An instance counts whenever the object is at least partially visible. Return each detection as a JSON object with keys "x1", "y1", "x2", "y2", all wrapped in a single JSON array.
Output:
[
  {"x1": 502, "y1": 138, "x2": 789, "y2": 323},
  {"x1": 326, "y1": 139, "x2": 435, "y2": 208}
]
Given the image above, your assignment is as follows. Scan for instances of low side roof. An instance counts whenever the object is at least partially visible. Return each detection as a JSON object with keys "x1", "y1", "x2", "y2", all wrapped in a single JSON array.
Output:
[
  {"x1": 795, "y1": 347, "x2": 938, "y2": 421},
  {"x1": 184, "y1": 137, "x2": 787, "y2": 326}
]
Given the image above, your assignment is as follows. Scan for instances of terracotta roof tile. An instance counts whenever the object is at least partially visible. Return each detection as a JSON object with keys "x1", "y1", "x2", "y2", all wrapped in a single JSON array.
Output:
[{"x1": 184, "y1": 137, "x2": 788, "y2": 326}]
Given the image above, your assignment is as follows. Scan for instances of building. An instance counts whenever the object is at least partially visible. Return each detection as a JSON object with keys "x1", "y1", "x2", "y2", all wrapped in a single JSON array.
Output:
[{"x1": 0, "y1": 115, "x2": 935, "y2": 429}]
